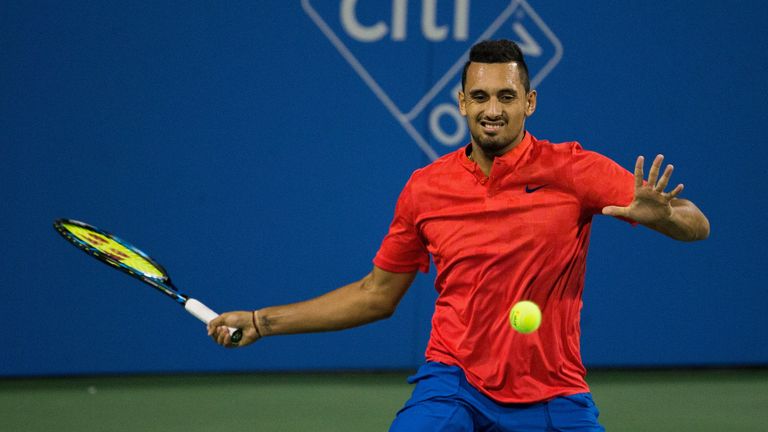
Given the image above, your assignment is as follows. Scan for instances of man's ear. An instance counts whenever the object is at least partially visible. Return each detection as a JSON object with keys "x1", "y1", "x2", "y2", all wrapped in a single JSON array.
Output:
[
  {"x1": 458, "y1": 91, "x2": 467, "y2": 116},
  {"x1": 525, "y1": 90, "x2": 537, "y2": 117}
]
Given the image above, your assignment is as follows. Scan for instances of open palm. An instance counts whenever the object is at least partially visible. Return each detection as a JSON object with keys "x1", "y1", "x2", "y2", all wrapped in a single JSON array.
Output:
[{"x1": 602, "y1": 154, "x2": 684, "y2": 224}]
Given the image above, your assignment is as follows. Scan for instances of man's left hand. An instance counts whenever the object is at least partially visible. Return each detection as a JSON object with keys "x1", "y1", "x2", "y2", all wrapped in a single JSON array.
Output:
[{"x1": 602, "y1": 154, "x2": 683, "y2": 224}]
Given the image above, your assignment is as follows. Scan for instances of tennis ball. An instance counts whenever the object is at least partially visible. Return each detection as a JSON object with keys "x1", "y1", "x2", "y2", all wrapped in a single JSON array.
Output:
[{"x1": 509, "y1": 301, "x2": 541, "y2": 334}]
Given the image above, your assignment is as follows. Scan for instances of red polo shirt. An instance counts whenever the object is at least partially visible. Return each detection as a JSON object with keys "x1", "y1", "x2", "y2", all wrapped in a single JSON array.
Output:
[{"x1": 374, "y1": 133, "x2": 635, "y2": 403}]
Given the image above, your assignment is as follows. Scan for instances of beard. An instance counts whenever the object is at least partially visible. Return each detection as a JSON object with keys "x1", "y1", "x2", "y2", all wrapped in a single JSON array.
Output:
[
  {"x1": 472, "y1": 133, "x2": 512, "y2": 156},
  {"x1": 470, "y1": 129, "x2": 521, "y2": 158},
  {"x1": 469, "y1": 117, "x2": 525, "y2": 157}
]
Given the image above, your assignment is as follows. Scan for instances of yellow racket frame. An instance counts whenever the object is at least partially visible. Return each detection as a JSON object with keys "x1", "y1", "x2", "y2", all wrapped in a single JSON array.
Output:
[{"x1": 53, "y1": 218, "x2": 243, "y2": 343}]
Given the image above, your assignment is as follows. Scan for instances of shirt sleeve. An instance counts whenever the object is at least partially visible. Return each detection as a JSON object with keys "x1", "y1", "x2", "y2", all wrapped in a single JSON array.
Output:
[
  {"x1": 568, "y1": 143, "x2": 636, "y2": 221},
  {"x1": 373, "y1": 176, "x2": 431, "y2": 273}
]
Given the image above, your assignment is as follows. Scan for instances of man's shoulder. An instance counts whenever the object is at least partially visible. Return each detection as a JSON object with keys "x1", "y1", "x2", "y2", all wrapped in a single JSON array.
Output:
[
  {"x1": 409, "y1": 148, "x2": 465, "y2": 180},
  {"x1": 531, "y1": 135, "x2": 584, "y2": 155},
  {"x1": 531, "y1": 135, "x2": 616, "y2": 165},
  {"x1": 531, "y1": 135, "x2": 629, "y2": 185}
]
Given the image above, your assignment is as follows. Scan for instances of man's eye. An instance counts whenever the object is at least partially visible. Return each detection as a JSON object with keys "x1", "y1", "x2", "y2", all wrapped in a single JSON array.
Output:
[{"x1": 472, "y1": 94, "x2": 488, "y2": 102}]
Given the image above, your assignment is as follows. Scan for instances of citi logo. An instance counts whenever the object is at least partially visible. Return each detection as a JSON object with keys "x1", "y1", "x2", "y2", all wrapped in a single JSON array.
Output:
[{"x1": 302, "y1": 0, "x2": 562, "y2": 161}]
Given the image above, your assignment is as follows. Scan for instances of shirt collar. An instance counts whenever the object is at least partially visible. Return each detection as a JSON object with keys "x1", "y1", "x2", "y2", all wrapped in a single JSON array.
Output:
[{"x1": 459, "y1": 131, "x2": 535, "y2": 176}]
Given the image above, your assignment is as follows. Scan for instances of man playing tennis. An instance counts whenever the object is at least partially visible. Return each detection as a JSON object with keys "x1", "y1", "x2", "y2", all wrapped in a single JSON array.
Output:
[{"x1": 209, "y1": 39, "x2": 709, "y2": 431}]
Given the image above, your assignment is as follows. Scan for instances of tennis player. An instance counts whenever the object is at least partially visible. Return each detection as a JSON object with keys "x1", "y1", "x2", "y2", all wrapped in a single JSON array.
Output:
[{"x1": 209, "y1": 39, "x2": 710, "y2": 431}]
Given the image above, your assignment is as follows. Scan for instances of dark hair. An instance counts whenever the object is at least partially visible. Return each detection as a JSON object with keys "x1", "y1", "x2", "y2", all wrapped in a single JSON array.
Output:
[{"x1": 461, "y1": 39, "x2": 530, "y2": 92}]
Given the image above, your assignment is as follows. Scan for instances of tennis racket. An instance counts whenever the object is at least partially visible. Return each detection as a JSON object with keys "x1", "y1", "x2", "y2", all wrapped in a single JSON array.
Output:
[{"x1": 53, "y1": 218, "x2": 242, "y2": 344}]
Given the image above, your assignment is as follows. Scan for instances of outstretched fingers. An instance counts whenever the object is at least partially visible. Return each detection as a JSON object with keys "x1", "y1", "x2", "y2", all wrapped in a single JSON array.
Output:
[
  {"x1": 638, "y1": 154, "x2": 683, "y2": 199},
  {"x1": 634, "y1": 156, "x2": 645, "y2": 189},
  {"x1": 647, "y1": 154, "x2": 664, "y2": 186},
  {"x1": 651, "y1": 155, "x2": 685, "y2": 199},
  {"x1": 667, "y1": 183, "x2": 685, "y2": 200},
  {"x1": 655, "y1": 162, "x2": 673, "y2": 192}
]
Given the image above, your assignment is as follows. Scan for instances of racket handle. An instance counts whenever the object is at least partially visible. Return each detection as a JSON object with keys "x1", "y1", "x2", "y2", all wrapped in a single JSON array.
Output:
[{"x1": 185, "y1": 298, "x2": 243, "y2": 344}]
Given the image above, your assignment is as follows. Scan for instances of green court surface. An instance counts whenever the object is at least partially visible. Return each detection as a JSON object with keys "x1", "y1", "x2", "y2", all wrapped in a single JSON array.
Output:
[{"x1": 1, "y1": 369, "x2": 766, "y2": 431}]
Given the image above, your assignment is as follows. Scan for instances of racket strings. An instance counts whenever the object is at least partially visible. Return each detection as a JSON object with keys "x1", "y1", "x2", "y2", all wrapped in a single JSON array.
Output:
[{"x1": 61, "y1": 223, "x2": 167, "y2": 280}]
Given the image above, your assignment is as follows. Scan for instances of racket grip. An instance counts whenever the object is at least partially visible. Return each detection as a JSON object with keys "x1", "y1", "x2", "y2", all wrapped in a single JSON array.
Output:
[{"x1": 185, "y1": 298, "x2": 243, "y2": 344}]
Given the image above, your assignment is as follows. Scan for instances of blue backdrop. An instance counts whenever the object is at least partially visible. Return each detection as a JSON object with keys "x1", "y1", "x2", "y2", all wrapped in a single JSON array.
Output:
[{"x1": 2, "y1": 0, "x2": 766, "y2": 376}]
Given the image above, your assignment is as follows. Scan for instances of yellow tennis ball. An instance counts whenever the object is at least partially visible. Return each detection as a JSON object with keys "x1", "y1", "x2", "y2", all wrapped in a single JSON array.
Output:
[{"x1": 509, "y1": 301, "x2": 541, "y2": 334}]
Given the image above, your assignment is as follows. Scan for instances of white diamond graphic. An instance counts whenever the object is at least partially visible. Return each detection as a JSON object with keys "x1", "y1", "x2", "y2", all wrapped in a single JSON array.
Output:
[{"x1": 302, "y1": 0, "x2": 563, "y2": 160}]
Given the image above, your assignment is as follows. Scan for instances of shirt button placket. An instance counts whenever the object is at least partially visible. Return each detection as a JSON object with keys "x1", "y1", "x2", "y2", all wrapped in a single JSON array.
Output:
[{"x1": 487, "y1": 176, "x2": 496, "y2": 197}]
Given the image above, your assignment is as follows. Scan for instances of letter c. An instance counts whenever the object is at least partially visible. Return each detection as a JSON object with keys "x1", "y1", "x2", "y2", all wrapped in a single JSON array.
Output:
[{"x1": 340, "y1": 0, "x2": 388, "y2": 42}]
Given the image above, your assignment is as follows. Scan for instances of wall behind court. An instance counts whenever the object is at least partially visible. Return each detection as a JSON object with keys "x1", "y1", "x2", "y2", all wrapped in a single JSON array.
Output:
[{"x1": 2, "y1": 1, "x2": 765, "y2": 376}]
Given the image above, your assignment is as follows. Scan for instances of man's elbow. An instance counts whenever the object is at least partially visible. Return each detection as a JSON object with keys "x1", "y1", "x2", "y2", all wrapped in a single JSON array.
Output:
[
  {"x1": 366, "y1": 298, "x2": 398, "y2": 321},
  {"x1": 698, "y1": 217, "x2": 711, "y2": 240},
  {"x1": 674, "y1": 199, "x2": 710, "y2": 241},
  {"x1": 685, "y1": 214, "x2": 710, "y2": 241},
  {"x1": 357, "y1": 269, "x2": 413, "y2": 322}
]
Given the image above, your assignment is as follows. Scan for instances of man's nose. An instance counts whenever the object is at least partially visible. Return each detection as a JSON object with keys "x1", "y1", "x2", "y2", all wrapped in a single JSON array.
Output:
[{"x1": 486, "y1": 97, "x2": 502, "y2": 117}]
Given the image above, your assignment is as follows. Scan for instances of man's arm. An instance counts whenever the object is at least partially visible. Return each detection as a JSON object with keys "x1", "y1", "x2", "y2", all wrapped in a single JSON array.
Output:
[
  {"x1": 640, "y1": 197, "x2": 709, "y2": 241},
  {"x1": 602, "y1": 154, "x2": 710, "y2": 241},
  {"x1": 208, "y1": 266, "x2": 417, "y2": 347}
]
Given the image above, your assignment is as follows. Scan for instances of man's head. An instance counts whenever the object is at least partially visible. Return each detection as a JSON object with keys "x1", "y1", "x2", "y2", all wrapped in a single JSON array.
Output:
[
  {"x1": 461, "y1": 39, "x2": 530, "y2": 93},
  {"x1": 459, "y1": 39, "x2": 536, "y2": 157}
]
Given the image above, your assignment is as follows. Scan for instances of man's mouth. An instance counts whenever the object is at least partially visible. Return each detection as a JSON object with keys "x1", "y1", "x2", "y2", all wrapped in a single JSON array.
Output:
[{"x1": 480, "y1": 119, "x2": 505, "y2": 132}]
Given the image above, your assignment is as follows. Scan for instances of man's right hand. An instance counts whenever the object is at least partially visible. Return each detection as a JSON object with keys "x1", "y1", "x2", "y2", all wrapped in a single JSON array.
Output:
[{"x1": 208, "y1": 311, "x2": 262, "y2": 348}]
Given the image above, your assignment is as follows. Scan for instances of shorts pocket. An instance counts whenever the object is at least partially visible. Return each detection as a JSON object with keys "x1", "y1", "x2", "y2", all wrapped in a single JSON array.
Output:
[{"x1": 404, "y1": 362, "x2": 463, "y2": 406}]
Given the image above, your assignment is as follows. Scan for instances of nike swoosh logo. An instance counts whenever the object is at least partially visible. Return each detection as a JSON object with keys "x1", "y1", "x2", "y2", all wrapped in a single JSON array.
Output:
[{"x1": 525, "y1": 184, "x2": 548, "y2": 193}]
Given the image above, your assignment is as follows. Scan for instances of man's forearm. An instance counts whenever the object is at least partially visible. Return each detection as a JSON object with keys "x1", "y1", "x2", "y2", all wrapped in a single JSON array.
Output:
[
  {"x1": 254, "y1": 273, "x2": 400, "y2": 336},
  {"x1": 646, "y1": 199, "x2": 710, "y2": 241}
]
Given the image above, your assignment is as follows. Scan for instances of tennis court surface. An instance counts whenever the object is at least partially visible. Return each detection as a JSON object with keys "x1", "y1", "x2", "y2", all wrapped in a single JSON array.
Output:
[{"x1": 2, "y1": 369, "x2": 766, "y2": 431}]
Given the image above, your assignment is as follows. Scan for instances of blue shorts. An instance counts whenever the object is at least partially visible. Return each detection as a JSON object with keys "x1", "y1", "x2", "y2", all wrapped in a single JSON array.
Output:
[{"x1": 389, "y1": 362, "x2": 604, "y2": 432}]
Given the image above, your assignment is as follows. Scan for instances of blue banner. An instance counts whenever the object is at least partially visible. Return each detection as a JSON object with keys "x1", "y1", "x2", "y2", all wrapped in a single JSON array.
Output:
[{"x1": 2, "y1": 1, "x2": 766, "y2": 375}]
